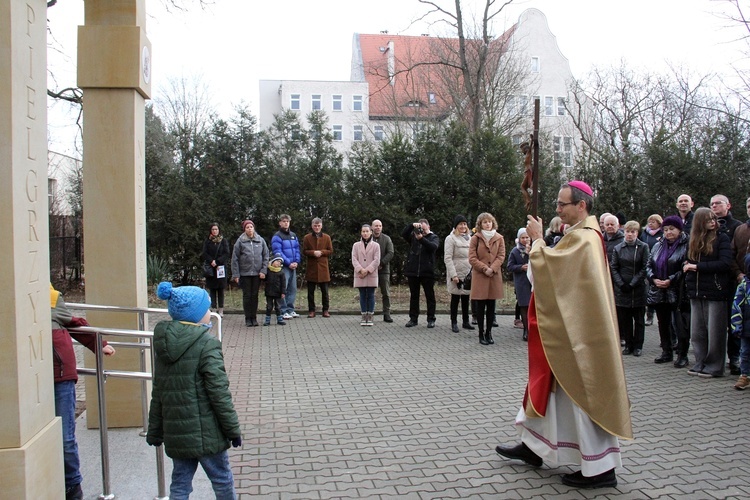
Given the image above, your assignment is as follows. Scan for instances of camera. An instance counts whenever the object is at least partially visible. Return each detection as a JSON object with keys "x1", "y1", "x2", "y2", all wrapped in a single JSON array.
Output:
[
  {"x1": 456, "y1": 279, "x2": 464, "y2": 289},
  {"x1": 413, "y1": 224, "x2": 423, "y2": 235}
]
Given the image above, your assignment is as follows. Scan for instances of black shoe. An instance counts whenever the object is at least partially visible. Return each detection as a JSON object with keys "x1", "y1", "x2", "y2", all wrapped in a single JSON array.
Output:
[
  {"x1": 633, "y1": 349, "x2": 643, "y2": 357},
  {"x1": 462, "y1": 322, "x2": 475, "y2": 330},
  {"x1": 495, "y1": 443, "x2": 543, "y2": 467},
  {"x1": 245, "y1": 320, "x2": 253, "y2": 327},
  {"x1": 730, "y1": 363, "x2": 741, "y2": 375},
  {"x1": 622, "y1": 348, "x2": 633, "y2": 355},
  {"x1": 451, "y1": 322, "x2": 459, "y2": 333},
  {"x1": 471, "y1": 316, "x2": 478, "y2": 325},
  {"x1": 405, "y1": 320, "x2": 418, "y2": 328},
  {"x1": 492, "y1": 319, "x2": 499, "y2": 327},
  {"x1": 486, "y1": 332, "x2": 494, "y2": 344},
  {"x1": 522, "y1": 331, "x2": 528, "y2": 341},
  {"x1": 383, "y1": 313, "x2": 393, "y2": 323},
  {"x1": 674, "y1": 355, "x2": 689, "y2": 368},
  {"x1": 66, "y1": 484, "x2": 84, "y2": 500},
  {"x1": 561, "y1": 469, "x2": 617, "y2": 489},
  {"x1": 427, "y1": 320, "x2": 436, "y2": 328},
  {"x1": 250, "y1": 318, "x2": 259, "y2": 327},
  {"x1": 479, "y1": 332, "x2": 489, "y2": 345},
  {"x1": 654, "y1": 352, "x2": 673, "y2": 364}
]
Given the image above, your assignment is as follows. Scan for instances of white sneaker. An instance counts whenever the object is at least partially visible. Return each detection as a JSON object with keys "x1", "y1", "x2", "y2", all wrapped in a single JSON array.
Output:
[
  {"x1": 290, "y1": 311, "x2": 300, "y2": 318},
  {"x1": 282, "y1": 313, "x2": 293, "y2": 320}
]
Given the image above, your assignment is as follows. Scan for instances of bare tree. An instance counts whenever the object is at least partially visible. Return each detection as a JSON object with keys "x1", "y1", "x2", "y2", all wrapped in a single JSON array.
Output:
[
  {"x1": 154, "y1": 74, "x2": 215, "y2": 170},
  {"x1": 362, "y1": 0, "x2": 526, "y2": 133}
]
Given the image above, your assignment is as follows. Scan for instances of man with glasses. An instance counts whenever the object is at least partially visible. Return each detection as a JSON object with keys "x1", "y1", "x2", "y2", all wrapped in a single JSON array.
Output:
[
  {"x1": 711, "y1": 194, "x2": 743, "y2": 375},
  {"x1": 495, "y1": 181, "x2": 632, "y2": 489}
]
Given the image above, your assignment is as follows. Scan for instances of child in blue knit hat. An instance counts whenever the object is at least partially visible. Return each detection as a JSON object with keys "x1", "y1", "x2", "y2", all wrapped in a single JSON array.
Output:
[
  {"x1": 147, "y1": 282, "x2": 241, "y2": 498},
  {"x1": 731, "y1": 255, "x2": 750, "y2": 390}
]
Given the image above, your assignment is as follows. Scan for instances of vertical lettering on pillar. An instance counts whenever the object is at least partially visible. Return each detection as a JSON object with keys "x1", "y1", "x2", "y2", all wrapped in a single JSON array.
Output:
[{"x1": 25, "y1": 1, "x2": 44, "y2": 408}]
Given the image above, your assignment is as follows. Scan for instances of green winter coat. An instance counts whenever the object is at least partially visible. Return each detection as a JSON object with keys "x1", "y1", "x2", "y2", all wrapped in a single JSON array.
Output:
[{"x1": 146, "y1": 320, "x2": 240, "y2": 459}]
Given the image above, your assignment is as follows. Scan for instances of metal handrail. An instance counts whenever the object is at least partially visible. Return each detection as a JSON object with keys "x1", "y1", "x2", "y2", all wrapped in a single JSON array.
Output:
[{"x1": 67, "y1": 303, "x2": 223, "y2": 500}]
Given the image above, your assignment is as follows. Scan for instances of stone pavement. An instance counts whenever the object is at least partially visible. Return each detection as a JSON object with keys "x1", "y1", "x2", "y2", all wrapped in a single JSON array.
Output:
[{"x1": 79, "y1": 313, "x2": 750, "y2": 499}]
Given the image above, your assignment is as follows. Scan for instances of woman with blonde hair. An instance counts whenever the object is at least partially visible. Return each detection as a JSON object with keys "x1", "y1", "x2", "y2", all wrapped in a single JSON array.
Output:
[
  {"x1": 469, "y1": 212, "x2": 505, "y2": 345},
  {"x1": 444, "y1": 215, "x2": 474, "y2": 333},
  {"x1": 682, "y1": 207, "x2": 733, "y2": 377}
]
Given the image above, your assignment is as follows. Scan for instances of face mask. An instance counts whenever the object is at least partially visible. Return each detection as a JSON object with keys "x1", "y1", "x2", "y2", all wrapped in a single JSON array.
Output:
[{"x1": 201, "y1": 322, "x2": 213, "y2": 329}]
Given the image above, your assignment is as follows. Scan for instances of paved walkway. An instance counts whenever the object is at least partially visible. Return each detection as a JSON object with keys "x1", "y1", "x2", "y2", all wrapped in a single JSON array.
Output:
[{"x1": 79, "y1": 313, "x2": 750, "y2": 499}]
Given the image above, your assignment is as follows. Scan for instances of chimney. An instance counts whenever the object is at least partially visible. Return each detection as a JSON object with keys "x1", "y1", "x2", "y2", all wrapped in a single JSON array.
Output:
[{"x1": 387, "y1": 40, "x2": 395, "y2": 86}]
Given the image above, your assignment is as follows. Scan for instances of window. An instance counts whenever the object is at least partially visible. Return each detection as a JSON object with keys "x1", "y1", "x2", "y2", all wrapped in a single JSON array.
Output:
[
  {"x1": 353, "y1": 95, "x2": 363, "y2": 111},
  {"x1": 553, "y1": 136, "x2": 573, "y2": 167},
  {"x1": 506, "y1": 95, "x2": 517, "y2": 115},
  {"x1": 290, "y1": 94, "x2": 300, "y2": 110},
  {"x1": 332, "y1": 94, "x2": 342, "y2": 111},
  {"x1": 332, "y1": 125, "x2": 342, "y2": 141},
  {"x1": 544, "y1": 96, "x2": 554, "y2": 116},
  {"x1": 353, "y1": 125, "x2": 364, "y2": 141},
  {"x1": 48, "y1": 178, "x2": 57, "y2": 209},
  {"x1": 412, "y1": 123, "x2": 426, "y2": 139},
  {"x1": 557, "y1": 97, "x2": 567, "y2": 116},
  {"x1": 373, "y1": 125, "x2": 384, "y2": 142},
  {"x1": 311, "y1": 94, "x2": 321, "y2": 111},
  {"x1": 531, "y1": 56, "x2": 540, "y2": 73},
  {"x1": 519, "y1": 95, "x2": 529, "y2": 116},
  {"x1": 290, "y1": 125, "x2": 302, "y2": 141},
  {"x1": 428, "y1": 92, "x2": 437, "y2": 104}
]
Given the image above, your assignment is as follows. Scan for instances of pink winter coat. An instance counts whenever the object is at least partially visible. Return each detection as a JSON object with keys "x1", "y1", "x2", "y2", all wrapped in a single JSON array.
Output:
[{"x1": 352, "y1": 239, "x2": 380, "y2": 288}]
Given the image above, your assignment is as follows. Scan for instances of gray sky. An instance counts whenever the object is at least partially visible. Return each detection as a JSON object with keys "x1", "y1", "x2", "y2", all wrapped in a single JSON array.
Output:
[{"x1": 46, "y1": 0, "x2": 747, "y2": 156}]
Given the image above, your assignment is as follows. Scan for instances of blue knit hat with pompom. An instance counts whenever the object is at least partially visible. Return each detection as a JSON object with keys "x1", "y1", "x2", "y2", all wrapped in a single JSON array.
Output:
[{"x1": 156, "y1": 282, "x2": 211, "y2": 323}]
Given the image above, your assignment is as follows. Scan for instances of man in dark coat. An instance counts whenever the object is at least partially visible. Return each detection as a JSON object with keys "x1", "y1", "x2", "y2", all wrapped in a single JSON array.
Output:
[
  {"x1": 711, "y1": 194, "x2": 744, "y2": 375},
  {"x1": 402, "y1": 219, "x2": 440, "y2": 328}
]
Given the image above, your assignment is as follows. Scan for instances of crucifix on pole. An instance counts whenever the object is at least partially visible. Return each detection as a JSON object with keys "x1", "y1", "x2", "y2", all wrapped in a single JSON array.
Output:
[
  {"x1": 520, "y1": 99, "x2": 541, "y2": 218},
  {"x1": 531, "y1": 98, "x2": 540, "y2": 218}
]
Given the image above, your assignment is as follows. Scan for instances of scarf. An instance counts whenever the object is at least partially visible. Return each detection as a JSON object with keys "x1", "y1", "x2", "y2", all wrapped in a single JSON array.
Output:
[
  {"x1": 209, "y1": 234, "x2": 223, "y2": 243},
  {"x1": 646, "y1": 227, "x2": 660, "y2": 237},
  {"x1": 654, "y1": 237, "x2": 680, "y2": 279},
  {"x1": 481, "y1": 229, "x2": 496, "y2": 240},
  {"x1": 268, "y1": 262, "x2": 282, "y2": 273},
  {"x1": 362, "y1": 236, "x2": 372, "y2": 247}
]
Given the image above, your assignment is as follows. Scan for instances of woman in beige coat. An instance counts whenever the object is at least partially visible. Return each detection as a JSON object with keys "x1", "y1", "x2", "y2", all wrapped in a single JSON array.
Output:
[
  {"x1": 469, "y1": 212, "x2": 505, "y2": 345},
  {"x1": 444, "y1": 215, "x2": 475, "y2": 333},
  {"x1": 352, "y1": 224, "x2": 381, "y2": 326}
]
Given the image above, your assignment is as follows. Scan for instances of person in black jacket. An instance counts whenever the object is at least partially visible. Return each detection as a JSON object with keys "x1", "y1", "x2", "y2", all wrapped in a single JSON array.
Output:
[
  {"x1": 264, "y1": 253, "x2": 288, "y2": 326},
  {"x1": 711, "y1": 194, "x2": 744, "y2": 375},
  {"x1": 402, "y1": 219, "x2": 440, "y2": 328},
  {"x1": 646, "y1": 216, "x2": 690, "y2": 367},
  {"x1": 610, "y1": 221, "x2": 650, "y2": 357},
  {"x1": 202, "y1": 223, "x2": 230, "y2": 316},
  {"x1": 683, "y1": 208, "x2": 734, "y2": 378}
]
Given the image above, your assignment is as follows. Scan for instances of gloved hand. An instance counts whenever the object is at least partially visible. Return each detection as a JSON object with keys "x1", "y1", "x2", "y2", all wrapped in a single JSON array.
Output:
[
  {"x1": 620, "y1": 283, "x2": 633, "y2": 292},
  {"x1": 231, "y1": 437, "x2": 242, "y2": 448},
  {"x1": 146, "y1": 437, "x2": 163, "y2": 447}
]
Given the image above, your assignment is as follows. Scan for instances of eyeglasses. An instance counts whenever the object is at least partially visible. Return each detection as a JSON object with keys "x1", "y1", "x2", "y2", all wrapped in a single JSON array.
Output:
[{"x1": 554, "y1": 201, "x2": 577, "y2": 208}]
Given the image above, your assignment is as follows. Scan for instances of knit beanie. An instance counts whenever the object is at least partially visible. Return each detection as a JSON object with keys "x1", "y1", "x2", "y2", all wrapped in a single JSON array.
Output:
[
  {"x1": 156, "y1": 282, "x2": 211, "y2": 323},
  {"x1": 517, "y1": 227, "x2": 528, "y2": 239},
  {"x1": 270, "y1": 252, "x2": 283, "y2": 265},
  {"x1": 661, "y1": 215, "x2": 684, "y2": 232},
  {"x1": 242, "y1": 219, "x2": 254, "y2": 231},
  {"x1": 453, "y1": 215, "x2": 468, "y2": 229}
]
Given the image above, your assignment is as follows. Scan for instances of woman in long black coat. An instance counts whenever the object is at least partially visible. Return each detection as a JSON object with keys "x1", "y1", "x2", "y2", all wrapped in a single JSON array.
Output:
[{"x1": 202, "y1": 223, "x2": 230, "y2": 315}]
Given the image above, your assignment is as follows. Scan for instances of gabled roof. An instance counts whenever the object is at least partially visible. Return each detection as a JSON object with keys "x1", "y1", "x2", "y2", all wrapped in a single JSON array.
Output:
[{"x1": 354, "y1": 28, "x2": 515, "y2": 122}]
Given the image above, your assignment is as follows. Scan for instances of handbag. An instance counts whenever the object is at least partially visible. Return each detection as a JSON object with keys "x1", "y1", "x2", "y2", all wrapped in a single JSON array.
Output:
[
  {"x1": 203, "y1": 262, "x2": 214, "y2": 278},
  {"x1": 463, "y1": 268, "x2": 472, "y2": 290}
]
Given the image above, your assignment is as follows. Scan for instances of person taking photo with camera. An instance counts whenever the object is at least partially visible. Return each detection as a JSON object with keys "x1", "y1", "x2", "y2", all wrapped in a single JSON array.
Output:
[{"x1": 402, "y1": 219, "x2": 440, "y2": 328}]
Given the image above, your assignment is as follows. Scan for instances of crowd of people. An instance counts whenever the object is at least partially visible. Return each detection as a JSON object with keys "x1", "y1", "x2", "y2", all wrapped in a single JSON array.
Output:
[{"x1": 200, "y1": 192, "x2": 750, "y2": 391}]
